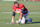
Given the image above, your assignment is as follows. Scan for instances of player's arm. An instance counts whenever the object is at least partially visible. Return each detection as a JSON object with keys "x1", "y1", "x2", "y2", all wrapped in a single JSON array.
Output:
[
  {"x1": 13, "y1": 10, "x2": 17, "y2": 13},
  {"x1": 12, "y1": 6, "x2": 17, "y2": 13},
  {"x1": 19, "y1": 5, "x2": 25, "y2": 14},
  {"x1": 19, "y1": 5, "x2": 25, "y2": 20}
]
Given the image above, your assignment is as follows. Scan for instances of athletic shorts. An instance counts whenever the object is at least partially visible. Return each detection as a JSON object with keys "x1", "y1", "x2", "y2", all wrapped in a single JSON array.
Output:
[{"x1": 12, "y1": 12, "x2": 16, "y2": 17}]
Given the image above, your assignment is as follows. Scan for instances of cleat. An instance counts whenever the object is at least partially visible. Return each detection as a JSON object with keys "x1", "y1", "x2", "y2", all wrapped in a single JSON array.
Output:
[
  {"x1": 16, "y1": 21, "x2": 19, "y2": 24},
  {"x1": 7, "y1": 23, "x2": 13, "y2": 24},
  {"x1": 16, "y1": 21, "x2": 21, "y2": 24}
]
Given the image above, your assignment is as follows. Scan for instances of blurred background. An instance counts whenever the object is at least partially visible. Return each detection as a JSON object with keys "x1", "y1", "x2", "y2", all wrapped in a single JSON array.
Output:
[{"x1": 2, "y1": 0, "x2": 40, "y2": 1}]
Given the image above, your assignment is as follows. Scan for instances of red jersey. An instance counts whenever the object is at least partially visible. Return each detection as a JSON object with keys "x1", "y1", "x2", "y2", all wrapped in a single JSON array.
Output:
[
  {"x1": 23, "y1": 8, "x2": 28, "y2": 15},
  {"x1": 12, "y1": 3, "x2": 28, "y2": 15},
  {"x1": 13, "y1": 3, "x2": 24, "y2": 11}
]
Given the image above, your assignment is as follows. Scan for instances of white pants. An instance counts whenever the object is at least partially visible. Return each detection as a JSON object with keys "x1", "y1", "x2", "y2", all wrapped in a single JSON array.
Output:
[{"x1": 21, "y1": 12, "x2": 29, "y2": 23}]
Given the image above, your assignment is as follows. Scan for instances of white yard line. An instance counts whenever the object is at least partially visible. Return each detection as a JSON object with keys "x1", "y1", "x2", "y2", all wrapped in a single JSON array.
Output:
[
  {"x1": 0, "y1": 22, "x2": 11, "y2": 24},
  {"x1": 0, "y1": 12, "x2": 40, "y2": 19},
  {"x1": 0, "y1": 12, "x2": 40, "y2": 14},
  {"x1": 0, "y1": 22, "x2": 8, "y2": 24},
  {"x1": 0, "y1": 16, "x2": 40, "y2": 19},
  {"x1": 0, "y1": 22, "x2": 40, "y2": 25},
  {"x1": 30, "y1": 12, "x2": 40, "y2": 14}
]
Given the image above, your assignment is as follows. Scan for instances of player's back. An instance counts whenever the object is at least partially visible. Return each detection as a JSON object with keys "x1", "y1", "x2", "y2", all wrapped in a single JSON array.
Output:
[{"x1": 18, "y1": 3, "x2": 24, "y2": 9}]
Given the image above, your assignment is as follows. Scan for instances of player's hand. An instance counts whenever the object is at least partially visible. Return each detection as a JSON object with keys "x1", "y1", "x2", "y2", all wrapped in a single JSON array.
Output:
[
  {"x1": 15, "y1": 11, "x2": 17, "y2": 13},
  {"x1": 16, "y1": 9, "x2": 21, "y2": 13},
  {"x1": 15, "y1": 11, "x2": 19, "y2": 13}
]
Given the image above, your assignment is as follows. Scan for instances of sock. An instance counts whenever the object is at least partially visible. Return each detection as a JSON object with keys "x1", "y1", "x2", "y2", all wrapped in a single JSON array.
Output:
[
  {"x1": 12, "y1": 18, "x2": 14, "y2": 21},
  {"x1": 18, "y1": 19, "x2": 21, "y2": 23}
]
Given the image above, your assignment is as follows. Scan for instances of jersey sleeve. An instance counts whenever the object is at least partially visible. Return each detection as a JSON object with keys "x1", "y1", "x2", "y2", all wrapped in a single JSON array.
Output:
[
  {"x1": 19, "y1": 4, "x2": 24, "y2": 9},
  {"x1": 12, "y1": 6, "x2": 16, "y2": 11},
  {"x1": 21, "y1": 4, "x2": 24, "y2": 9}
]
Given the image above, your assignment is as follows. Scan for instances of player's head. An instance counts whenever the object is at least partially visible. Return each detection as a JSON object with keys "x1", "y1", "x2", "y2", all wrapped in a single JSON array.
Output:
[{"x1": 14, "y1": 2, "x2": 19, "y2": 7}]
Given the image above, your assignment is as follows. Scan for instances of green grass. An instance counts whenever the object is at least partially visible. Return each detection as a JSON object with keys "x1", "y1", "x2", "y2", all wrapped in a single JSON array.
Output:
[{"x1": 0, "y1": 1, "x2": 40, "y2": 27}]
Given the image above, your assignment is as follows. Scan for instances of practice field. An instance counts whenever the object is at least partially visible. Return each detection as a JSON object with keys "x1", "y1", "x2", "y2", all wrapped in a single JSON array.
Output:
[{"x1": 0, "y1": 1, "x2": 40, "y2": 27}]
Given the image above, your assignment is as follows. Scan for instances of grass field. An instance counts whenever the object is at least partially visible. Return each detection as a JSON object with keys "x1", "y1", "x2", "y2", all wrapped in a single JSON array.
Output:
[{"x1": 0, "y1": 1, "x2": 40, "y2": 27}]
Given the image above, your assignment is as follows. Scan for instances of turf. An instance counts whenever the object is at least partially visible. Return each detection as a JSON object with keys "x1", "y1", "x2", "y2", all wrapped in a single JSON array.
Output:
[{"x1": 0, "y1": 1, "x2": 40, "y2": 27}]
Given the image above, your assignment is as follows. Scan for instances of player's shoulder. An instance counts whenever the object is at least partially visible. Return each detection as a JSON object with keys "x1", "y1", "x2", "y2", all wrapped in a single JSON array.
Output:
[{"x1": 19, "y1": 3, "x2": 23, "y2": 5}]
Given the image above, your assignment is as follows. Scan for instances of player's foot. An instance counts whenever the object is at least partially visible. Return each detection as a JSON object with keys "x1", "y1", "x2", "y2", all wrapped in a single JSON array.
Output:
[
  {"x1": 11, "y1": 21, "x2": 14, "y2": 24},
  {"x1": 29, "y1": 18, "x2": 32, "y2": 23},
  {"x1": 16, "y1": 21, "x2": 20, "y2": 24},
  {"x1": 16, "y1": 21, "x2": 19, "y2": 24},
  {"x1": 25, "y1": 20, "x2": 28, "y2": 23}
]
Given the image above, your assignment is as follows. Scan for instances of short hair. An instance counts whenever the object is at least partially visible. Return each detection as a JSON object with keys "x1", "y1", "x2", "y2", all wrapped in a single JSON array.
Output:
[{"x1": 14, "y1": 2, "x2": 18, "y2": 4}]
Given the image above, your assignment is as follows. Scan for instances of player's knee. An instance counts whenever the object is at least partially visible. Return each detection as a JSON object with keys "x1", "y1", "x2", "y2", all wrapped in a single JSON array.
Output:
[{"x1": 12, "y1": 16, "x2": 14, "y2": 18}]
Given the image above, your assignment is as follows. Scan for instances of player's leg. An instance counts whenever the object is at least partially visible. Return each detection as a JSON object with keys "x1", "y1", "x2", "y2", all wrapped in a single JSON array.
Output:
[
  {"x1": 16, "y1": 10, "x2": 22, "y2": 24},
  {"x1": 21, "y1": 11, "x2": 29, "y2": 24},
  {"x1": 16, "y1": 9, "x2": 26, "y2": 24},
  {"x1": 11, "y1": 12, "x2": 16, "y2": 23},
  {"x1": 16, "y1": 9, "x2": 25, "y2": 24},
  {"x1": 29, "y1": 18, "x2": 32, "y2": 23},
  {"x1": 21, "y1": 16, "x2": 26, "y2": 24},
  {"x1": 16, "y1": 11, "x2": 22, "y2": 24},
  {"x1": 18, "y1": 9, "x2": 25, "y2": 24},
  {"x1": 27, "y1": 18, "x2": 32, "y2": 23}
]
